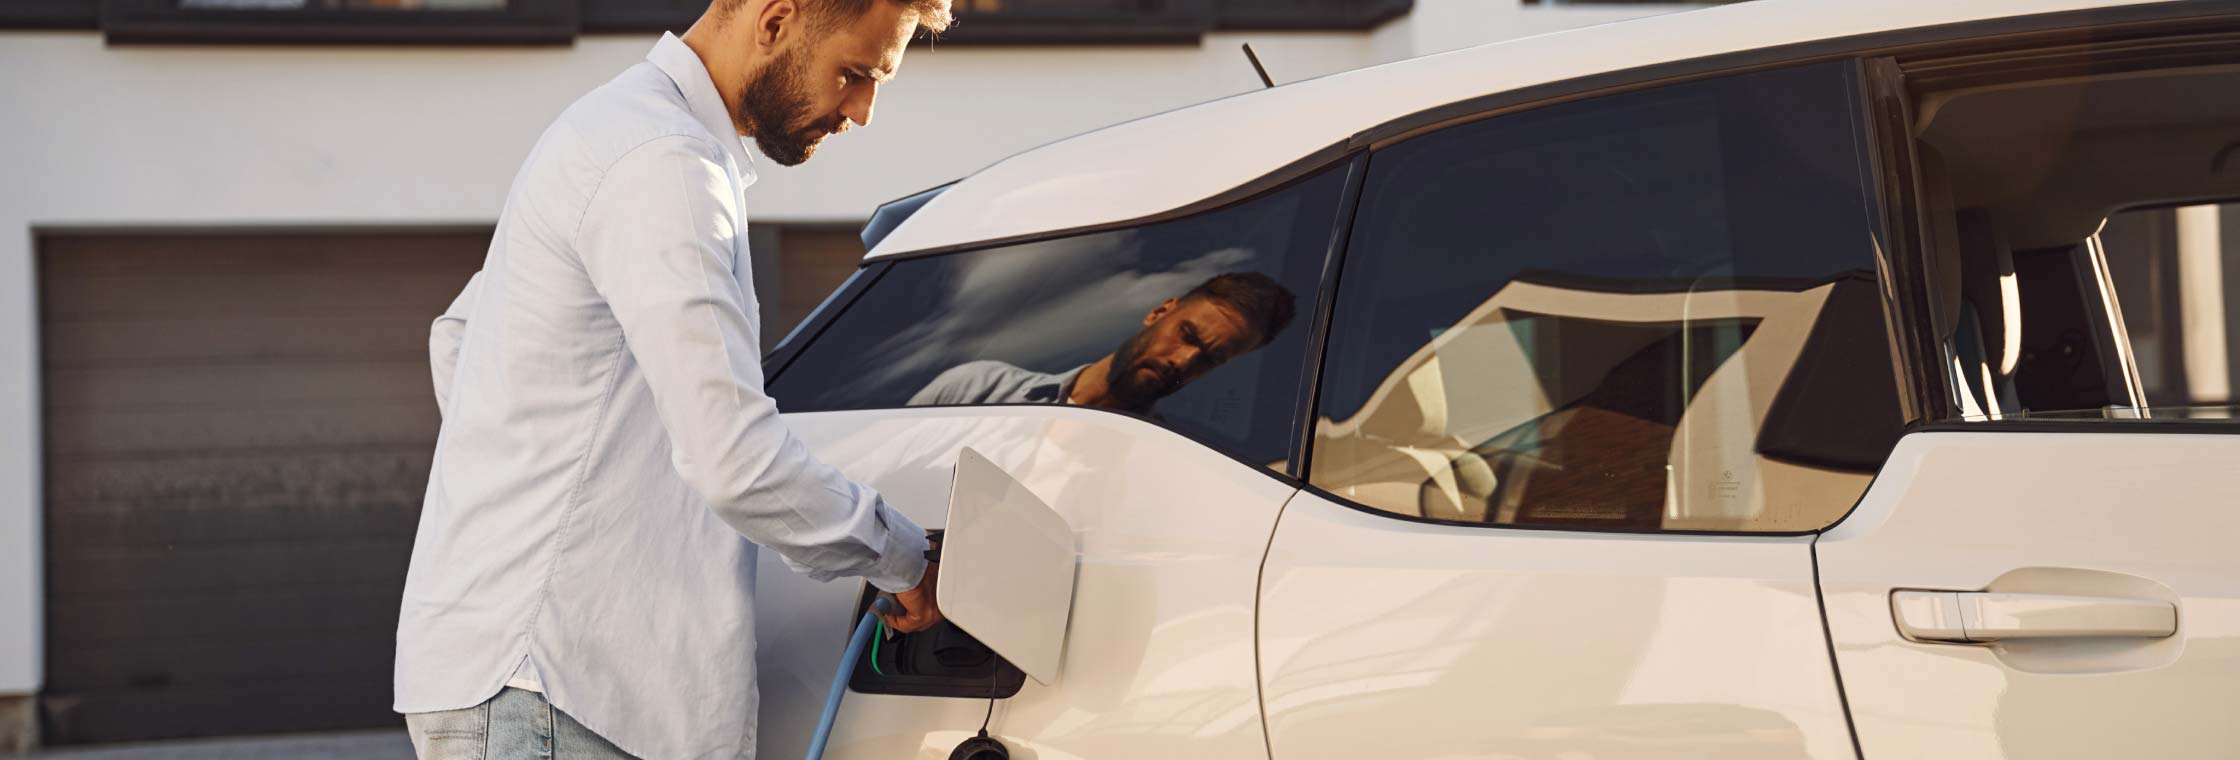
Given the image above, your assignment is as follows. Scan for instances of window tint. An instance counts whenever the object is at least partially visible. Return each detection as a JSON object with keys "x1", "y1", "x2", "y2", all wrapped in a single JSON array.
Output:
[
  {"x1": 771, "y1": 167, "x2": 1348, "y2": 469},
  {"x1": 1310, "y1": 61, "x2": 1899, "y2": 532}
]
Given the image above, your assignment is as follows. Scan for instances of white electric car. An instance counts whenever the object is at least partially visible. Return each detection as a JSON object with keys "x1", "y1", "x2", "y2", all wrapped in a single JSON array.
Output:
[{"x1": 753, "y1": 0, "x2": 2240, "y2": 757}]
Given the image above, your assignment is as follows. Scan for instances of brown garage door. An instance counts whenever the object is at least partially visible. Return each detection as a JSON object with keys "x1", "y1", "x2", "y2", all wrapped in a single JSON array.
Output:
[{"x1": 37, "y1": 231, "x2": 484, "y2": 744}]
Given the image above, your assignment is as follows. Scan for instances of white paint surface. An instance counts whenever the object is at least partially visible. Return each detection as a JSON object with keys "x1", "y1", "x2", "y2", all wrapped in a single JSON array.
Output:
[
  {"x1": 0, "y1": 0, "x2": 1686, "y2": 696},
  {"x1": 1259, "y1": 492, "x2": 1854, "y2": 760},
  {"x1": 759, "y1": 407, "x2": 1300, "y2": 759},
  {"x1": 1819, "y1": 431, "x2": 2240, "y2": 759}
]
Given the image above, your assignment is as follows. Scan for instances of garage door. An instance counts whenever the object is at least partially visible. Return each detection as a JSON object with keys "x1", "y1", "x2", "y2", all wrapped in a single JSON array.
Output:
[{"x1": 37, "y1": 231, "x2": 483, "y2": 744}]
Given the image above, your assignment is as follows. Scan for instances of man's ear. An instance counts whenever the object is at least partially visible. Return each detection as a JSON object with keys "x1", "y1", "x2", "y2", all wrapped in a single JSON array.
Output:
[
  {"x1": 753, "y1": 0, "x2": 800, "y2": 53},
  {"x1": 1143, "y1": 298, "x2": 1178, "y2": 327}
]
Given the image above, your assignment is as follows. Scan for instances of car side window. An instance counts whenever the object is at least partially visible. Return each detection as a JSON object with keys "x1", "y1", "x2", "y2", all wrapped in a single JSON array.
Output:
[
  {"x1": 770, "y1": 166, "x2": 1348, "y2": 470},
  {"x1": 1309, "y1": 61, "x2": 1901, "y2": 532}
]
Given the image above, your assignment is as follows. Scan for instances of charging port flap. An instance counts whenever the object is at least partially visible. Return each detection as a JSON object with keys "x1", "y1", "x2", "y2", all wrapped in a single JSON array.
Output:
[{"x1": 939, "y1": 447, "x2": 1078, "y2": 686}]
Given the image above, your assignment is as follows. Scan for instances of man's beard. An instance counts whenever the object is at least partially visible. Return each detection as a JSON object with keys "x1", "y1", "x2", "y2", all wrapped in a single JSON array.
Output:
[
  {"x1": 737, "y1": 44, "x2": 840, "y2": 166},
  {"x1": 1103, "y1": 330, "x2": 1184, "y2": 409}
]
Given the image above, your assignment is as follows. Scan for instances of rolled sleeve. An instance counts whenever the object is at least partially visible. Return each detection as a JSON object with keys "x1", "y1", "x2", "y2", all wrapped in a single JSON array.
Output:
[{"x1": 575, "y1": 134, "x2": 926, "y2": 590}]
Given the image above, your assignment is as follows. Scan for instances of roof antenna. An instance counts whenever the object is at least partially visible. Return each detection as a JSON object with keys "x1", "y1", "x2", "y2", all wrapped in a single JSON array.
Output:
[{"x1": 1241, "y1": 43, "x2": 1275, "y2": 89}]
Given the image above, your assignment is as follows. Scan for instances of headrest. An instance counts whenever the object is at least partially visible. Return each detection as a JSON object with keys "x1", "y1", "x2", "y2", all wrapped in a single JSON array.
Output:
[{"x1": 1955, "y1": 208, "x2": 2021, "y2": 375}]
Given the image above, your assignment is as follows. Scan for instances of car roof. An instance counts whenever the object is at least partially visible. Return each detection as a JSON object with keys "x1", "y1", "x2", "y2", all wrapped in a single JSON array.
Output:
[{"x1": 864, "y1": 0, "x2": 2188, "y2": 261}]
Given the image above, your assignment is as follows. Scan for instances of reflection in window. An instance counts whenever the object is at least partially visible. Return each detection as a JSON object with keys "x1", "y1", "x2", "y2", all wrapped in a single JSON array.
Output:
[
  {"x1": 772, "y1": 168, "x2": 1345, "y2": 468},
  {"x1": 1311, "y1": 61, "x2": 1899, "y2": 532},
  {"x1": 2105, "y1": 203, "x2": 2240, "y2": 412}
]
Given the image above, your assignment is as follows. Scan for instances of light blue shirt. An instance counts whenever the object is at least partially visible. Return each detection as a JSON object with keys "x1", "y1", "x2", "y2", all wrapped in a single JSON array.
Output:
[
  {"x1": 908, "y1": 360, "x2": 1086, "y2": 406},
  {"x1": 395, "y1": 34, "x2": 928, "y2": 760}
]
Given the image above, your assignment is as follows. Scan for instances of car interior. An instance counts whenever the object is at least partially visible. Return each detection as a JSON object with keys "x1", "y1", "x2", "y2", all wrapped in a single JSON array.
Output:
[{"x1": 1911, "y1": 63, "x2": 2240, "y2": 419}]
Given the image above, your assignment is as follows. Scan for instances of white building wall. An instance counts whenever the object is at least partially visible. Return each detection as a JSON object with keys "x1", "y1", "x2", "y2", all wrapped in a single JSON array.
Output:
[{"x1": 0, "y1": 0, "x2": 1686, "y2": 696}]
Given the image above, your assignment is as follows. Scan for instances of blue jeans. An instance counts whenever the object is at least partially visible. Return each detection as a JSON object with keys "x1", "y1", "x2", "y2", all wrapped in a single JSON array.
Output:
[{"x1": 405, "y1": 687, "x2": 639, "y2": 760}]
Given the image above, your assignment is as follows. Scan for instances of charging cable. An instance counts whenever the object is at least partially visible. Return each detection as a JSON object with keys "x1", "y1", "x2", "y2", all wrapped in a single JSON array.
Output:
[{"x1": 806, "y1": 597, "x2": 898, "y2": 760}]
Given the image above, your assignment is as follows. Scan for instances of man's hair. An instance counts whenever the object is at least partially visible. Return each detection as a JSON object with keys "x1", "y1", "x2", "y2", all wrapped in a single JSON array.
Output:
[
  {"x1": 1182, "y1": 272, "x2": 1296, "y2": 348},
  {"x1": 803, "y1": 0, "x2": 953, "y2": 35},
  {"x1": 713, "y1": 0, "x2": 952, "y2": 35}
]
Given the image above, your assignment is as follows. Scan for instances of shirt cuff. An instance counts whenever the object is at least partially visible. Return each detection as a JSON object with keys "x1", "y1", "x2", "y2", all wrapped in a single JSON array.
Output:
[{"x1": 862, "y1": 503, "x2": 931, "y2": 594}]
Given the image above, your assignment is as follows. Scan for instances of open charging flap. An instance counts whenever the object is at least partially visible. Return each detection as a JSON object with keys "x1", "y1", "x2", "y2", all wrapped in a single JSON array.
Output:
[{"x1": 938, "y1": 447, "x2": 1079, "y2": 686}]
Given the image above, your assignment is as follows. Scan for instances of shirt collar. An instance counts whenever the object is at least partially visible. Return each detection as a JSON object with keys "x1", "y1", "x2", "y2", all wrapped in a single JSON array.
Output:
[
  {"x1": 1024, "y1": 365, "x2": 1087, "y2": 404},
  {"x1": 646, "y1": 32, "x2": 759, "y2": 184}
]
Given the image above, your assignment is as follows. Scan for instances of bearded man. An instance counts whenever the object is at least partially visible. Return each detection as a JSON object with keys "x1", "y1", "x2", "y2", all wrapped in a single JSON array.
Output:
[
  {"x1": 393, "y1": 1, "x2": 950, "y2": 758},
  {"x1": 909, "y1": 272, "x2": 1298, "y2": 415}
]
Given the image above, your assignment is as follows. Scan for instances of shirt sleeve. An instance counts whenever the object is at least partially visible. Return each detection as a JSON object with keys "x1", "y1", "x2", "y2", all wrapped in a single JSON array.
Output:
[
  {"x1": 574, "y1": 135, "x2": 928, "y2": 593},
  {"x1": 429, "y1": 270, "x2": 483, "y2": 419},
  {"x1": 908, "y1": 363, "x2": 977, "y2": 406}
]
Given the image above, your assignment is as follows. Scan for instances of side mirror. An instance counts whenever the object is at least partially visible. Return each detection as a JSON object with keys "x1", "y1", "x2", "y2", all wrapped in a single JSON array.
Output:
[{"x1": 937, "y1": 447, "x2": 1079, "y2": 686}]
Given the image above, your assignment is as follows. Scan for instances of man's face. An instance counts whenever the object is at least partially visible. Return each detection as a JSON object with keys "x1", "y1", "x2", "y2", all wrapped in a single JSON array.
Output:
[
  {"x1": 1104, "y1": 297, "x2": 1261, "y2": 408},
  {"x1": 737, "y1": 1, "x2": 915, "y2": 166}
]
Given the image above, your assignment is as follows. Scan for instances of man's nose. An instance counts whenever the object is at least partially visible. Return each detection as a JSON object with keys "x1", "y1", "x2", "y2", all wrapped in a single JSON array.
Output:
[
  {"x1": 842, "y1": 83, "x2": 877, "y2": 129},
  {"x1": 1174, "y1": 345, "x2": 1205, "y2": 369}
]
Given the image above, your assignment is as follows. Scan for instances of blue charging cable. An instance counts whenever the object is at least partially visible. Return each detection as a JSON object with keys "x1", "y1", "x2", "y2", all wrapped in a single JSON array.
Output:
[{"x1": 806, "y1": 597, "x2": 898, "y2": 760}]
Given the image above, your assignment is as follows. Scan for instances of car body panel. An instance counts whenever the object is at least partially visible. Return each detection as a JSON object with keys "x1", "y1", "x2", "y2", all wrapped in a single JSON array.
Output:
[
  {"x1": 1259, "y1": 492, "x2": 1855, "y2": 760},
  {"x1": 754, "y1": 406, "x2": 1295, "y2": 759},
  {"x1": 1818, "y1": 430, "x2": 2240, "y2": 758}
]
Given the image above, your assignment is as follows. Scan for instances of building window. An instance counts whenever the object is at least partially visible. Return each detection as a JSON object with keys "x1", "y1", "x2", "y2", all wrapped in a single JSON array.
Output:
[{"x1": 102, "y1": 0, "x2": 575, "y2": 43}]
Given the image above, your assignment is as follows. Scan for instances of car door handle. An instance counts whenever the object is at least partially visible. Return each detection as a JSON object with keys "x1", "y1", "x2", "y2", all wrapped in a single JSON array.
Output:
[{"x1": 1891, "y1": 590, "x2": 2177, "y2": 643}]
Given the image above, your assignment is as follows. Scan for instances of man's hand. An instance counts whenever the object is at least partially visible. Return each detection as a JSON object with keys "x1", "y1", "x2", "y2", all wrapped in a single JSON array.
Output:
[{"x1": 878, "y1": 558, "x2": 942, "y2": 633}]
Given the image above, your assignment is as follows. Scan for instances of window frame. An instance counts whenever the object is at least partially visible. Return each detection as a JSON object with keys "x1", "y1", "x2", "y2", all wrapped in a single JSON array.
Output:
[
  {"x1": 101, "y1": 0, "x2": 578, "y2": 45},
  {"x1": 1885, "y1": 25, "x2": 2240, "y2": 426},
  {"x1": 0, "y1": 0, "x2": 96, "y2": 29}
]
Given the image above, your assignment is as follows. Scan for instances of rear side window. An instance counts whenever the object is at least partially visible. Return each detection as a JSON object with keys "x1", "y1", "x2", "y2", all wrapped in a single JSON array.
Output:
[
  {"x1": 771, "y1": 167, "x2": 1348, "y2": 469},
  {"x1": 1310, "y1": 61, "x2": 1900, "y2": 532}
]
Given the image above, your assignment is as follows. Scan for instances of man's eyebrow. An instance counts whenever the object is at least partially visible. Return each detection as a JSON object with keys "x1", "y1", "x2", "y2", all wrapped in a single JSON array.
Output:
[{"x1": 857, "y1": 63, "x2": 896, "y2": 82}]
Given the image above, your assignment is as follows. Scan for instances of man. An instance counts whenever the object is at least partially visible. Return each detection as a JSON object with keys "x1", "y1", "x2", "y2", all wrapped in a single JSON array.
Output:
[
  {"x1": 395, "y1": 1, "x2": 950, "y2": 758},
  {"x1": 910, "y1": 272, "x2": 1296, "y2": 414}
]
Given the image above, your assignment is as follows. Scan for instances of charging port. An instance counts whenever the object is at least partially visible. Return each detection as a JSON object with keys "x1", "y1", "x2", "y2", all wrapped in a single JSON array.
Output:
[{"x1": 846, "y1": 585, "x2": 1025, "y2": 698}]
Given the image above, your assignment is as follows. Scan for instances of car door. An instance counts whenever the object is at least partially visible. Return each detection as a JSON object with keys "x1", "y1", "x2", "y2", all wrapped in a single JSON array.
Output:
[
  {"x1": 1815, "y1": 37, "x2": 2240, "y2": 758},
  {"x1": 1258, "y1": 61, "x2": 1899, "y2": 760}
]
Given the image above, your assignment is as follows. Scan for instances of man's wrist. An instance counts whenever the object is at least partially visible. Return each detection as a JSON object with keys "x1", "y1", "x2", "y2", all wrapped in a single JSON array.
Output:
[{"x1": 865, "y1": 517, "x2": 931, "y2": 594}]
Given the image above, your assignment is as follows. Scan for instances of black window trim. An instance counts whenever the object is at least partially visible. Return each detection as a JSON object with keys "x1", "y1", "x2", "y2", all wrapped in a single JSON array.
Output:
[
  {"x1": 765, "y1": 261, "x2": 891, "y2": 382},
  {"x1": 1286, "y1": 154, "x2": 1370, "y2": 478}
]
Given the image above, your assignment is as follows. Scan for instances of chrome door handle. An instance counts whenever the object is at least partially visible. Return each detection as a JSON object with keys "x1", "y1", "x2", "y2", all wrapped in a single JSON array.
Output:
[{"x1": 1892, "y1": 590, "x2": 2176, "y2": 643}]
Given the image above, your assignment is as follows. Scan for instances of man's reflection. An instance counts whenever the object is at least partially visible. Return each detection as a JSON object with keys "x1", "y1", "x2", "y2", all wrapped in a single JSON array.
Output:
[{"x1": 910, "y1": 272, "x2": 1296, "y2": 415}]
